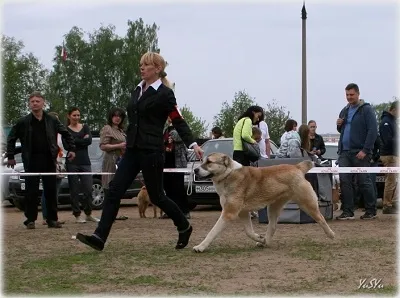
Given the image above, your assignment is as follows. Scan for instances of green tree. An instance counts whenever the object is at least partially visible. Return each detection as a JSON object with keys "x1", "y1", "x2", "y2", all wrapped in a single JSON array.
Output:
[
  {"x1": 371, "y1": 97, "x2": 398, "y2": 125},
  {"x1": 180, "y1": 105, "x2": 208, "y2": 139},
  {"x1": 264, "y1": 99, "x2": 291, "y2": 145},
  {"x1": 47, "y1": 18, "x2": 160, "y2": 130},
  {"x1": 213, "y1": 90, "x2": 256, "y2": 137},
  {"x1": 2, "y1": 35, "x2": 49, "y2": 125}
]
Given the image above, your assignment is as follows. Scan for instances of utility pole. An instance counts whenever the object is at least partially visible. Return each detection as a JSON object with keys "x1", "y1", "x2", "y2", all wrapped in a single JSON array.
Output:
[{"x1": 301, "y1": 1, "x2": 308, "y2": 124}]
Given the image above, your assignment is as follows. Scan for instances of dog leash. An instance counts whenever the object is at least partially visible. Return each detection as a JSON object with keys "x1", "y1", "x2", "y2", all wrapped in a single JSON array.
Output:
[{"x1": 186, "y1": 154, "x2": 203, "y2": 196}]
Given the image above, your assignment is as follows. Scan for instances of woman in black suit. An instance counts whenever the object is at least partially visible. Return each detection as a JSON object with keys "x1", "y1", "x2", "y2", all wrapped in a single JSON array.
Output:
[{"x1": 76, "y1": 52, "x2": 203, "y2": 251}]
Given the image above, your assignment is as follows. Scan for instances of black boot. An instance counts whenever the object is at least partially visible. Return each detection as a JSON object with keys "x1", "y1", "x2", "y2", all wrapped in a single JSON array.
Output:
[{"x1": 76, "y1": 233, "x2": 104, "y2": 251}]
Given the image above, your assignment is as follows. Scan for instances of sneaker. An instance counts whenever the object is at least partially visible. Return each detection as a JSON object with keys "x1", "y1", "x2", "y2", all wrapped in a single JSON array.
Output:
[
  {"x1": 24, "y1": 221, "x2": 35, "y2": 229},
  {"x1": 76, "y1": 233, "x2": 104, "y2": 251},
  {"x1": 382, "y1": 206, "x2": 397, "y2": 214},
  {"x1": 75, "y1": 216, "x2": 87, "y2": 223},
  {"x1": 86, "y1": 215, "x2": 100, "y2": 222},
  {"x1": 336, "y1": 212, "x2": 355, "y2": 220},
  {"x1": 360, "y1": 212, "x2": 377, "y2": 220}
]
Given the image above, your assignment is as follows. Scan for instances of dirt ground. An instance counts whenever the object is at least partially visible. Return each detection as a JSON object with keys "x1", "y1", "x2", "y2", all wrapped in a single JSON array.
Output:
[{"x1": 2, "y1": 201, "x2": 398, "y2": 296}]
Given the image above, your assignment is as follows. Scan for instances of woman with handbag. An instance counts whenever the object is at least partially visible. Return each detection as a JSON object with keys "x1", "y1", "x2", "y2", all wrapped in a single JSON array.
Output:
[{"x1": 232, "y1": 106, "x2": 264, "y2": 166}]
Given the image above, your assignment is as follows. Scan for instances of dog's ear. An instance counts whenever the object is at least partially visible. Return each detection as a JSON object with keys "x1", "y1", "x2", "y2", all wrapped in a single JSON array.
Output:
[{"x1": 223, "y1": 155, "x2": 230, "y2": 167}]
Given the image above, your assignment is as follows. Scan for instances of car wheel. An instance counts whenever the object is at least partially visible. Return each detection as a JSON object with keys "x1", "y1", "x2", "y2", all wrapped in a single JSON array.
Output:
[{"x1": 91, "y1": 178, "x2": 105, "y2": 210}]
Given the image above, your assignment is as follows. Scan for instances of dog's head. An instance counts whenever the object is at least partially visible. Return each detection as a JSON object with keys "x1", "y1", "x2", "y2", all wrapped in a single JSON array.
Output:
[{"x1": 194, "y1": 152, "x2": 233, "y2": 180}]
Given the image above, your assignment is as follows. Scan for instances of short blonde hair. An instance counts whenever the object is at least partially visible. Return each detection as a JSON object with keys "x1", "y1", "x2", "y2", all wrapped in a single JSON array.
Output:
[{"x1": 140, "y1": 52, "x2": 173, "y2": 89}]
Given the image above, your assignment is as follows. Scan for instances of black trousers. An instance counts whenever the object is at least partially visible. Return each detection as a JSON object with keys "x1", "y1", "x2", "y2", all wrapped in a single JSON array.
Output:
[
  {"x1": 163, "y1": 172, "x2": 189, "y2": 214},
  {"x1": 94, "y1": 148, "x2": 190, "y2": 242},
  {"x1": 233, "y1": 150, "x2": 250, "y2": 166},
  {"x1": 66, "y1": 164, "x2": 93, "y2": 217},
  {"x1": 24, "y1": 154, "x2": 58, "y2": 222}
]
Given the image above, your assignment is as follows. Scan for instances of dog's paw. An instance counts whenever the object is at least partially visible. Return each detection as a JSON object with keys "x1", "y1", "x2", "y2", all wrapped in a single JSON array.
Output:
[
  {"x1": 256, "y1": 242, "x2": 266, "y2": 248},
  {"x1": 193, "y1": 245, "x2": 206, "y2": 253},
  {"x1": 256, "y1": 234, "x2": 266, "y2": 243}
]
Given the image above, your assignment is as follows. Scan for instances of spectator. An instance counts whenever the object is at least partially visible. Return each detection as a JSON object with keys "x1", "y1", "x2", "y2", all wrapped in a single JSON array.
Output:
[
  {"x1": 336, "y1": 83, "x2": 378, "y2": 220},
  {"x1": 161, "y1": 117, "x2": 191, "y2": 219},
  {"x1": 379, "y1": 100, "x2": 399, "y2": 214},
  {"x1": 232, "y1": 106, "x2": 264, "y2": 166},
  {"x1": 308, "y1": 120, "x2": 326, "y2": 158},
  {"x1": 275, "y1": 119, "x2": 300, "y2": 158},
  {"x1": 100, "y1": 107, "x2": 129, "y2": 221},
  {"x1": 7, "y1": 91, "x2": 75, "y2": 229},
  {"x1": 62, "y1": 107, "x2": 99, "y2": 223},
  {"x1": 211, "y1": 127, "x2": 224, "y2": 139},
  {"x1": 41, "y1": 111, "x2": 65, "y2": 225},
  {"x1": 254, "y1": 112, "x2": 271, "y2": 158}
]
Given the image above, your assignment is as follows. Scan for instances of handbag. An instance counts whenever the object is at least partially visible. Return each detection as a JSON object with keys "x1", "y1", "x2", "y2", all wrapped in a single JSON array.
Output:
[
  {"x1": 56, "y1": 156, "x2": 66, "y2": 179},
  {"x1": 240, "y1": 118, "x2": 261, "y2": 162}
]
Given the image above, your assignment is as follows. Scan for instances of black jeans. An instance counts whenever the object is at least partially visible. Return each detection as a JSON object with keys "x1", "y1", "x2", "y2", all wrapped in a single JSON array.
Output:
[
  {"x1": 338, "y1": 151, "x2": 376, "y2": 215},
  {"x1": 66, "y1": 164, "x2": 93, "y2": 217},
  {"x1": 94, "y1": 148, "x2": 190, "y2": 242},
  {"x1": 24, "y1": 154, "x2": 58, "y2": 222},
  {"x1": 163, "y1": 172, "x2": 189, "y2": 214}
]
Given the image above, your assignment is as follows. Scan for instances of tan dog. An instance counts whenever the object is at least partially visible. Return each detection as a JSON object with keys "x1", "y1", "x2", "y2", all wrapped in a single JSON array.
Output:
[
  {"x1": 137, "y1": 186, "x2": 163, "y2": 218},
  {"x1": 192, "y1": 153, "x2": 335, "y2": 253}
]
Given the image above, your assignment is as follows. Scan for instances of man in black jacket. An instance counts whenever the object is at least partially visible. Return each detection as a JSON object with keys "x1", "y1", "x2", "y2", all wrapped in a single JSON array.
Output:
[
  {"x1": 7, "y1": 91, "x2": 76, "y2": 229},
  {"x1": 379, "y1": 100, "x2": 398, "y2": 214},
  {"x1": 308, "y1": 120, "x2": 326, "y2": 159}
]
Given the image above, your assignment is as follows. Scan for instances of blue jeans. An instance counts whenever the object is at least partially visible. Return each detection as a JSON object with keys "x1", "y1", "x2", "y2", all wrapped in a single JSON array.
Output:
[
  {"x1": 338, "y1": 151, "x2": 377, "y2": 215},
  {"x1": 41, "y1": 179, "x2": 62, "y2": 220}
]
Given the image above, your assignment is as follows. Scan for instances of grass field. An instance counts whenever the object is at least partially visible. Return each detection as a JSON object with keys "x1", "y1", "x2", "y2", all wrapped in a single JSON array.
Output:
[{"x1": 3, "y1": 203, "x2": 398, "y2": 296}]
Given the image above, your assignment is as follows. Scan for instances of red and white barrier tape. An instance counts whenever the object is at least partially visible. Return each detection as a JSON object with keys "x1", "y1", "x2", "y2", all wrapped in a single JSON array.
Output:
[{"x1": 0, "y1": 167, "x2": 399, "y2": 176}]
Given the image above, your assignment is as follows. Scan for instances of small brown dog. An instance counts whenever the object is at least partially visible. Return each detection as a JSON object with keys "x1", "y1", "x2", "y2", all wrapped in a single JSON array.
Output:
[{"x1": 137, "y1": 186, "x2": 163, "y2": 218}]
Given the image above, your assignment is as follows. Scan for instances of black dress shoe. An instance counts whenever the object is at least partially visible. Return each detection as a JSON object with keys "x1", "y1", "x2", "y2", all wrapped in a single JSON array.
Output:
[
  {"x1": 23, "y1": 220, "x2": 35, "y2": 229},
  {"x1": 76, "y1": 233, "x2": 104, "y2": 251},
  {"x1": 176, "y1": 226, "x2": 192, "y2": 249},
  {"x1": 47, "y1": 220, "x2": 62, "y2": 228}
]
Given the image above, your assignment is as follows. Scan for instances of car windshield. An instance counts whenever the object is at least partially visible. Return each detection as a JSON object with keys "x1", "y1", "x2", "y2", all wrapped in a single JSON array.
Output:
[
  {"x1": 202, "y1": 140, "x2": 234, "y2": 158},
  {"x1": 324, "y1": 144, "x2": 339, "y2": 160}
]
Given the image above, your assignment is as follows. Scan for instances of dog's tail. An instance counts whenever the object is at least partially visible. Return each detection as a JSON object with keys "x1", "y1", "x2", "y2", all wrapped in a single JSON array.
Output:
[{"x1": 295, "y1": 160, "x2": 314, "y2": 174}]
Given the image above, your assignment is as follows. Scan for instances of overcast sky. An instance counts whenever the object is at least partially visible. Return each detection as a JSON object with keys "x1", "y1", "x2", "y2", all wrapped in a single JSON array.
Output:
[{"x1": 3, "y1": 0, "x2": 398, "y2": 134}]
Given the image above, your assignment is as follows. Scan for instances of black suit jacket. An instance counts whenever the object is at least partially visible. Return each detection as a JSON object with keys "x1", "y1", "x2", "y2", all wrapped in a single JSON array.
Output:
[{"x1": 126, "y1": 83, "x2": 195, "y2": 151}]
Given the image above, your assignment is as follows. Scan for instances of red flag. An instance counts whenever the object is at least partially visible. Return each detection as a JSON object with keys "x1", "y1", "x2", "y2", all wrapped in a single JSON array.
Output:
[{"x1": 60, "y1": 42, "x2": 67, "y2": 61}]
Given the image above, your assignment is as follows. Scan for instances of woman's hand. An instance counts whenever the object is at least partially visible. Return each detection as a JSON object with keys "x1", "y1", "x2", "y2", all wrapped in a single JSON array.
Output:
[{"x1": 193, "y1": 144, "x2": 204, "y2": 159}]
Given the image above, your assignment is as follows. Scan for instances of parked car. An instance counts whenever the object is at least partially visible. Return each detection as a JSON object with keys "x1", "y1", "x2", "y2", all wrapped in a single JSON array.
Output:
[
  {"x1": 1, "y1": 143, "x2": 22, "y2": 206},
  {"x1": 7, "y1": 137, "x2": 143, "y2": 211},
  {"x1": 185, "y1": 138, "x2": 278, "y2": 209}
]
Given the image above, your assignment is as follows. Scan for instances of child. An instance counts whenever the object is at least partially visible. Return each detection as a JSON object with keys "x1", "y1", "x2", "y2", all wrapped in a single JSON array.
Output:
[
  {"x1": 250, "y1": 127, "x2": 266, "y2": 167},
  {"x1": 249, "y1": 127, "x2": 264, "y2": 219}
]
